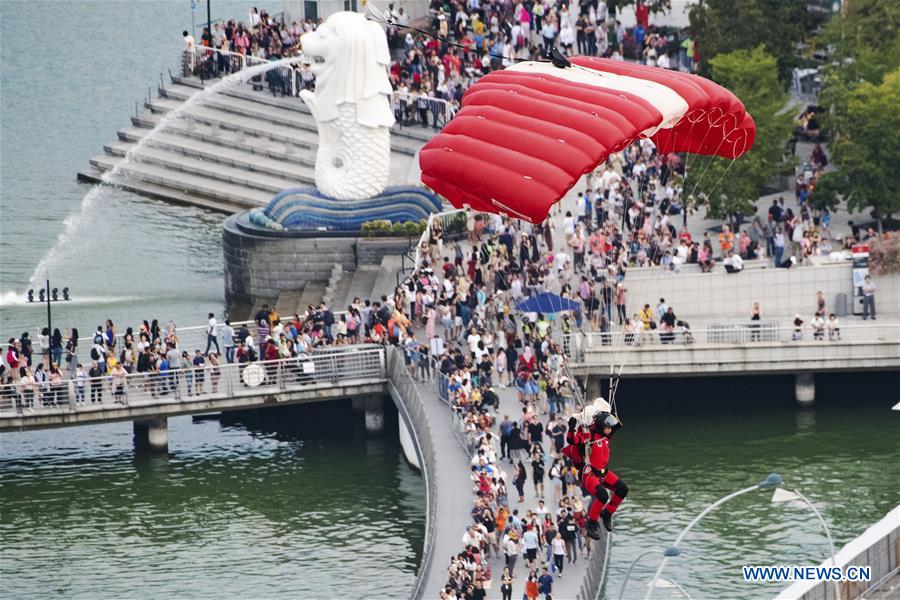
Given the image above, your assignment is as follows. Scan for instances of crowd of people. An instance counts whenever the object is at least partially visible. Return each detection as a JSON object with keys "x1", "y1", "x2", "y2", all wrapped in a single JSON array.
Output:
[
  {"x1": 433, "y1": 319, "x2": 602, "y2": 599},
  {"x1": 181, "y1": 2, "x2": 696, "y2": 127},
  {"x1": 384, "y1": 0, "x2": 695, "y2": 127}
]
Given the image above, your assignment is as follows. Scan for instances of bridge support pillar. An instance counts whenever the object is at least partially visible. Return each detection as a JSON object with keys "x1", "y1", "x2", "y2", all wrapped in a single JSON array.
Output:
[
  {"x1": 585, "y1": 376, "x2": 603, "y2": 406},
  {"x1": 134, "y1": 417, "x2": 168, "y2": 452},
  {"x1": 795, "y1": 373, "x2": 815, "y2": 406},
  {"x1": 364, "y1": 397, "x2": 384, "y2": 434}
]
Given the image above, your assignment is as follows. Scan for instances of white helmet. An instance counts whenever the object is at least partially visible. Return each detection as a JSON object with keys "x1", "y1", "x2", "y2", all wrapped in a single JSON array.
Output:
[{"x1": 579, "y1": 397, "x2": 612, "y2": 426}]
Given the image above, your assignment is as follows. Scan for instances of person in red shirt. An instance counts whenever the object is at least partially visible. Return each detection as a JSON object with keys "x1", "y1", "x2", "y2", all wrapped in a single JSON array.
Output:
[{"x1": 635, "y1": 0, "x2": 650, "y2": 29}]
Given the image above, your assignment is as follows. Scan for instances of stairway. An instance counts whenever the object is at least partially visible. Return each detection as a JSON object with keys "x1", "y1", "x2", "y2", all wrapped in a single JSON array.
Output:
[{"x1": 79, "y1": 74, "x2": 438, "y2": 214}]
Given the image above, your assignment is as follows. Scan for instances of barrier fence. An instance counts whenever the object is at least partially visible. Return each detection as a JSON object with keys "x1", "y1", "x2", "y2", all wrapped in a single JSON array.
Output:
[
  {"x1": 181, "y1": 47, "x2": 459, "y2": 124},
  {"x1": 0, "y1": 344, "x2": 384, "y2": 416},
  {"x1": 385, "y1": 346, "x2": 438, "y2": 600},
  {"x1": 569, "y1": 322, "x2": 900, "y2": 361}
]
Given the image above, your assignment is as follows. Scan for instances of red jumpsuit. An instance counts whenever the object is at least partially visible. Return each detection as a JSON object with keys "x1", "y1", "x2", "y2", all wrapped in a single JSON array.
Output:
[{"x1": 581, "y1": 429, "x2": 627, "y2": 522}]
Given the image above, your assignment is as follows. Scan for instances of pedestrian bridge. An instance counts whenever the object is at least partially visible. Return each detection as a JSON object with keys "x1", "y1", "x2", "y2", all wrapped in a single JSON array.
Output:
[
  {"x1": 0, "y1": 345, "x2": 387, "y2": 435},
  {"x1": 569, "y1": 323, "x2": 900, "y2": 403}
]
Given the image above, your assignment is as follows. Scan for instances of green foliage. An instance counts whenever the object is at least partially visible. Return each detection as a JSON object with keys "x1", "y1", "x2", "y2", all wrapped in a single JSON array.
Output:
[
  {"x1": 688, "y1": 0, "x2": 807, "y2": 82},
  {"x1": 821, "y1": 69, "x2": 900, "y2": 228},
  {"x1": 690, "y1": 46, "x2": 795, "y2": 220},
  {"x1": 360, "y1": 219, "x2": 427, "y2": 237}
]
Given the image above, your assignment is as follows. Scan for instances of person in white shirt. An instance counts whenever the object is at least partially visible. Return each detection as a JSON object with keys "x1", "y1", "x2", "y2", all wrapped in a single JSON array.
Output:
[
  {"x1": 205, "y1": 313, "x2": 220, "y2": 355},
  {"x1": 723, "y1": 251, "x2": 744, "y2": 273},
  {"x1": 657, "y1": 52, "x2": 670, "y2": 69}
]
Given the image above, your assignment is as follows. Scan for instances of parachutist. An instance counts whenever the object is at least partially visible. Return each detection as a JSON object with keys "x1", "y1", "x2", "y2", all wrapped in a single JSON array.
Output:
[{"x1": 544, "y1": 45, "x2": 571, "y2": 69}]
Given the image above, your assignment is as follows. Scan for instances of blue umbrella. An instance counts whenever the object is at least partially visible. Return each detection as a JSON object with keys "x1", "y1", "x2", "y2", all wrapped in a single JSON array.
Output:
[{"x1": 514, "y1": 292, "x2": 581, "y2": 314}]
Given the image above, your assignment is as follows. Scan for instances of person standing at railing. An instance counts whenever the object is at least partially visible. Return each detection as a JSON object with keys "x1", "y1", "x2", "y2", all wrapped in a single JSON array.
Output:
[
  {"x1": 74, "y1": 363, "x2": 86, "y2": 404},
  {"x1": 222, "y1": 320, "x2": 236, "y2": 364},
  {"x1": 205, "y1": 313, "x2": 220, "y2": 356},
  {"x1": 88, "y1": 361, "x2": 103, "y2": 403},
  {"x1": 18, "y1": 367, "x2": 37, "y2": 412}
]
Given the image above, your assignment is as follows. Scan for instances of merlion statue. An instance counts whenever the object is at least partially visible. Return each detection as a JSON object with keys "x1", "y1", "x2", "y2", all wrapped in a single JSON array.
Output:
[{"x1": 300, "y1": 11, "x2": 395, "y2": 200}]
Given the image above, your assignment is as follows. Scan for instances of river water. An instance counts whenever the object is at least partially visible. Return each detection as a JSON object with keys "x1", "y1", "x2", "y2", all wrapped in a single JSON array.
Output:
[
  {"x1": 1, "y1": 2, "x2": 425, "y2": 597},
  {"x1": 2, "y1": 2, "x2": 898, "y2": 599}
]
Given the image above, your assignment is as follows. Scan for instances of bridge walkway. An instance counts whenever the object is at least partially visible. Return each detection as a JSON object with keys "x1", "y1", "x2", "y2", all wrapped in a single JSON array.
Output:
[{"x1": 415, "y1": 375, "x2": 607, "y2": 599}]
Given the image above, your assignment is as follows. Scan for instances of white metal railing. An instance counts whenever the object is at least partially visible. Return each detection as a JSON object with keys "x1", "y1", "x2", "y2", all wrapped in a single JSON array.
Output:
[
  {"x1": 183, "y1": 46, "x2": 304, "y2": 97},
  {"x1": 392, "y1": 91, "x2": 457, "y2": 130},
  {"x1": 412, "y1": 208, "x2": 466, "y2": 273},
  {"x1": 569, "y1": 322, "x2": 900, "y2": 359},
  {"x1": 0, "y1": 344, "x2": 385, "y2": 416}
]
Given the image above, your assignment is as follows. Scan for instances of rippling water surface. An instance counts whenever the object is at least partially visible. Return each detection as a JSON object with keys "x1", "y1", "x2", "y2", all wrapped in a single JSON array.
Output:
[
  {"x1": 1, "y1": 403, "x2": 425, "y2": 598},
  {"x1": 603, "y1": 373, "x2": 899, "y2": 599}
]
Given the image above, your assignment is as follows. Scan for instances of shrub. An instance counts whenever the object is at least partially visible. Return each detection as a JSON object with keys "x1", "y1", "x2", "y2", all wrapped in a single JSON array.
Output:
[{"x1": 868, "y1": 231, "x2": 900, "y2": 275}]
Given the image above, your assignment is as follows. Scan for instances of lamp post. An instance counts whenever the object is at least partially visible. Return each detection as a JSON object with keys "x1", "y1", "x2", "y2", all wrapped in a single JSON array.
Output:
[
  {"x1": 25, "y1": 280, "x2": 70, "y2": 346},
  {"x1": 618, "y1": 546, "x2": 680, "y2": 600},
  {"x1": 771, "y1": 487, "x2": 840, "y2": 600},
  {"x1": 645, "y1": 473, "x2": 783, "y2": 599}
]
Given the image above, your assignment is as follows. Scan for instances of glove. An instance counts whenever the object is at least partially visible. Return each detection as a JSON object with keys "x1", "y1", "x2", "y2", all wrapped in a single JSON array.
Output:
[{"x1": 568, "y1": 416, "x2": 577, "y2": 431}]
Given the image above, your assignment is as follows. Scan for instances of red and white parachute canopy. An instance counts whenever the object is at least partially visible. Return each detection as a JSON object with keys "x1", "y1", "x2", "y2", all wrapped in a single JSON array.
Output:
[{"x1": 419, "y1": 57, "x2": 756, "y2": 223}]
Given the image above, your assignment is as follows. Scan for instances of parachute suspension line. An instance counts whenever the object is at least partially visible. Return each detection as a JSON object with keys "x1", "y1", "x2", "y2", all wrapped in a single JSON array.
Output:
[
  {"x1": 611, "y1": 132, "x2": 731, "y2": 399},
  {"x1": 607, "y1": 120, "x2": 691, "y2": 415},
  {"x1": 603, "y1": 126, "x2": 674, "y2": 416},
  {"x1": 686, "y1": 134, "x2": 731, "y2": 204},
  {"x1": 701, "y1": 156, "x2": 740, "y2": 205}
]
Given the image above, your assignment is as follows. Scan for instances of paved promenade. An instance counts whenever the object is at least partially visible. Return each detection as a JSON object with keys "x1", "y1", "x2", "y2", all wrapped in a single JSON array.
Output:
[{"x1": 417, "y1": 377, "x2": 606, "y2": 600}]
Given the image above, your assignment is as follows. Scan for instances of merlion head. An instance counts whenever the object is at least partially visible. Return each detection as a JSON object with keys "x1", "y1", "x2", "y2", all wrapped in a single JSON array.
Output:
[{"x1": 301, "y1": 11, "x2": 395, "y2": 128}]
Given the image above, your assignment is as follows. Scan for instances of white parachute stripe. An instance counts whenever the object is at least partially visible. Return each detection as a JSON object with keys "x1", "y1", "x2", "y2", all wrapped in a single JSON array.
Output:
[{"x1": 505, "y1": 61, "x2": 690, "y2": 136}]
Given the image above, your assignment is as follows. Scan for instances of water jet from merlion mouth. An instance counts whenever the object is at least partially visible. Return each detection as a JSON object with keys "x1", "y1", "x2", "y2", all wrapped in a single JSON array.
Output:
[{"x1": 19, "y1": 58, "x2": 298, "y2": 294}]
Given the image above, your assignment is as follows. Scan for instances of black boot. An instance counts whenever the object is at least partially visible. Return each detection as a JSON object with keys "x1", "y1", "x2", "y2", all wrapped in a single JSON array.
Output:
[
  {"x1": 586, "y1": 519, "x2": 603, "y2": 540},
  {"x1": 600, "y1": 508, "x2": 613, "y2": 532}
]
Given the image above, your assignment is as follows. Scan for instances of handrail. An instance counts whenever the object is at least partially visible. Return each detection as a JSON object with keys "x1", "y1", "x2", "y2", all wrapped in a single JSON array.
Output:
[
  {"x1": 384, "y1": 347, "x2": 438, "y2": 600},
  {"x1": 0, "y1": 344, "x2": 385, "y2": 416},
  {"x1": 392, "y1": 91, "x2": 457, "y2": 130},
  {"x1": 568, "y1": 322, "x2": 899, "y2": 361}
]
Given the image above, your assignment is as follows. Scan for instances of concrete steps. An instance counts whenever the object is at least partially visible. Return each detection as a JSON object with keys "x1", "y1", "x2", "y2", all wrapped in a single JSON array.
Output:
[
  {"x1": 275, "y1": 287, "x2": 305, "y2": 318},
  {"x1": 341, "y1": 266, "x2": 381, "y2": 309},
  {"x1": 296, "y1": 282, "x2": 327, "y2": 313},
  {"x1": 117, "y1": 126, "x2": 316, "y2": 167},
  {"x1": 97, "y1": 142, "x2": 305, "y2": 194},
  {"x1": 77, "y1": 165, "x2": 254, "y2": 213},
  {"x1": 80, "y1": 72, "x2": 441, "y2": 214},
  {"x1": 85, "y1": 154, "x2": 272, "y2": 207},
  {"x1": 370, "y1": 255, "x2": 404, "y2": 303},
  {"x1": 169, "y1": 74, "x2": 440, "y2": 145}
]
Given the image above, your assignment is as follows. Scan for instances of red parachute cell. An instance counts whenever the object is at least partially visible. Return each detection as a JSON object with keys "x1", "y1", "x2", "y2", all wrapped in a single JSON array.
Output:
[{"x1": 419, "y1": 57, "x2": 756, "y2": 223}]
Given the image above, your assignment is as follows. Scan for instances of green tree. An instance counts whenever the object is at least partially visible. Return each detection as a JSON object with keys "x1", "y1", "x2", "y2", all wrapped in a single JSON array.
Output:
[
  {"x1": 815, "y1": 0, "x2": 900, "y2": 232},
  {"x1": 818, "y1": 70, "x2": 900, "y2": 233},
  {"x1": 688, "y1": 0, "x2": 807, "y2": 82},
  {"x1": 818, "y1": 0, "x2": 900, "y2": 140},
  {"x1": 688, "y1": 46, "x2": 794, "y2": 223}
]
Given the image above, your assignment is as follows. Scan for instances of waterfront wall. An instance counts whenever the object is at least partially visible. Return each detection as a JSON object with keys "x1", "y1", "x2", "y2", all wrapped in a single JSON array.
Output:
[
  {"x1": 621, "y1": 262, "x2": 900, "y2": 321},
  {"x1": 223, "y1": 214, "x2": 411, "y2": 307},
  {"x1": 776, "y1": 505, "x2": 900, "y2": 600}
]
